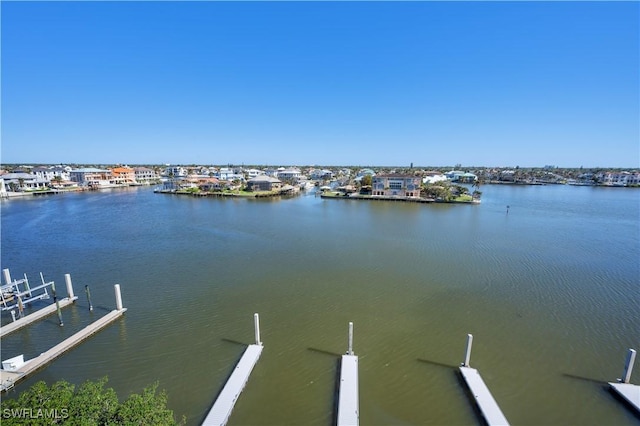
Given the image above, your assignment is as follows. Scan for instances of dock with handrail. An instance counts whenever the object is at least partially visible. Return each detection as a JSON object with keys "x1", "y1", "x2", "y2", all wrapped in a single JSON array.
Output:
[
  {"x1": 609, "y1": 348, "x2": 640, "y2": 414},
  {"x1": 202, "y1": 314, "x2": 263, "y2": 426},
  {"x1": 337, "y1": 321, "x2": 359, "y2": 426},
  {"x1": 458, "y1": 334, "x2": 509, "y2": 426},
  {"x1": 0, "y1": 284, "x2": 126, "y2": 392}
]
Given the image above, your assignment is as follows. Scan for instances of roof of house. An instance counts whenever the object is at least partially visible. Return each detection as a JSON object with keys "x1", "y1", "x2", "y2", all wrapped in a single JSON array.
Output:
[{"x1": 247, "y1": 175, "x2": 281, "y2": 183}]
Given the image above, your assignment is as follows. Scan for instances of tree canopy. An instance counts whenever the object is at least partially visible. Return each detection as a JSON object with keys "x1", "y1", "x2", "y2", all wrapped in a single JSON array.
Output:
[{"x1": 0, "y1": 377, "x2": 182, "y2": 425}]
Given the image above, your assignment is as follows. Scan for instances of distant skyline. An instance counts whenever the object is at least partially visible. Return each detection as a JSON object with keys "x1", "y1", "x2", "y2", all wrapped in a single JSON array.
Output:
[{"x1": 2, "y1": 1, "x2": 638, "y2": 168}]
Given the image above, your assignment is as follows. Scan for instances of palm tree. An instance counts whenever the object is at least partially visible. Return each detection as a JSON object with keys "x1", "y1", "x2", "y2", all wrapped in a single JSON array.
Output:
[{"x1": 472, "y1": 178, "x2": 481, "y2": 200}]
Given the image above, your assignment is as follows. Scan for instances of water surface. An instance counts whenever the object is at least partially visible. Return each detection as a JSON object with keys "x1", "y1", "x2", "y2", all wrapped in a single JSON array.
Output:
[{"x1": 1, "y1": 185, "x2": 638, "y2": 425}]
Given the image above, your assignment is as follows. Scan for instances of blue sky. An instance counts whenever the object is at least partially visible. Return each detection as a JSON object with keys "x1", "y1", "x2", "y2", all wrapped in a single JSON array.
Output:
[{"x1": 1, "y1": 1, "x2": 638, "y2": 168}]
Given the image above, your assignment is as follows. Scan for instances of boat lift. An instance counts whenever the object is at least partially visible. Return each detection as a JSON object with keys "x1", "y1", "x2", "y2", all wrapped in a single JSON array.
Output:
[{"x1": 1, "y1": 269, "x2": 53, "y2": 315}]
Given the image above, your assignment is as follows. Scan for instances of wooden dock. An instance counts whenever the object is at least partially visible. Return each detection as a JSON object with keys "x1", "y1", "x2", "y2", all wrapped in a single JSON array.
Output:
[
  {"x1": 0, "y1": 297, "x2": 78, "y2": 338},
  {"x1": 458, "y1": 334, "x2": 509, "y2": 426},
  {"x1": 1, "y1": 307, "x2": 126, "y2": 392},
  {"x1": 201, "y1": 313, "x2": 264, "y2": 426}
]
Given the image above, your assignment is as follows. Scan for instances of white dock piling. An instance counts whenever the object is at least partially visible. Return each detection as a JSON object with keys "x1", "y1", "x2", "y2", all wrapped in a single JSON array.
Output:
[
  {"x1": 254, "y1": 313, "x2": 261, "y2": 345},
  {"x1": 463, "y1": 333, "x2": 473, "y2": 367},
  {"x1": 64, "y1": 274, "x2": 75, "y2": 299},
  {"x1": 3, "y1": 269, "x2": 11, "y2": 286},
  {"x1": 621, "y1": 349, "x2": 637, "y2": 384},
  {"x1": 337, "y1": 321, "x2": 359, "y2": 426},
  {"x1": 114, "y1": 284, "x2": 123, "y2": 311}
]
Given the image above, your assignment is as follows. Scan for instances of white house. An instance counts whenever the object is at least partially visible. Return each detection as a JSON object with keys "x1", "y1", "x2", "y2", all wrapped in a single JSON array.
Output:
[
  {"x1": 217, "y1": 167, "x2": 244, "y2": 181},
  {"x1": 277, "y1": 168, "x2": 302, "y2": 181},
  {"x1": 245, "y1": 168, "x2": 265, "y2": 179},
  {"x1": 422, "y1": 172, "x2": 447, "y2": 184},
  {"x1": 163, "y1": 166, "x2": 187, "y2": 177},
  {"x1": 1, "y1": 172, "x2": 50, "y2": 191},
  {"x1": 597, "y1": 171, "x2": 640, "y2": 186},
  {"x1": 134, "y1": 167, "x2": 159, "y2": 182}
]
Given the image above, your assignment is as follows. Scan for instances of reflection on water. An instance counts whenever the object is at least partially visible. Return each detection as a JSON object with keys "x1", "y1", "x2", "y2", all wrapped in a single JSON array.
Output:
[{"x1": 1, "y1": 185, "x2": 639, "y2": 425}]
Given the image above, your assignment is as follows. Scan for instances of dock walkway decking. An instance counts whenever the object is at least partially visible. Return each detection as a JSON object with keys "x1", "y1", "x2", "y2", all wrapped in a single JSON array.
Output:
[
  {"x1": 0, "y1": 297, "x2": 78, "y2": 338},
  {"x1": 609, "y1": 382, "x2": 640, "y2": 414},
  {"x1": 609, "y1": 349, "x2": 639, "y2": 414},
  {"x1": 201, "y1": 344, "x2": 263, "y2": 426},
  {"x1": 458, "y1": 334, "x2": 509, "y2": 426},
  {"x1": 459, "y1": 366, "x2": 509, "y2": 426},
  {"x1": 337, "y1": 354, "x2": 359, "y2": 426}
]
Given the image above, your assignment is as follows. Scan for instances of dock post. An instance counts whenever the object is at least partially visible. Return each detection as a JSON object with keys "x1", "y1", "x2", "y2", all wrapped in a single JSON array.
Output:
[
  {"x1": 85, "y1": 285, "x2": 93, "y2": 311},
  {"x1": 17, "y1": 295, "x2": 24, "y2": 318},
  {"x1": 620, "y1": 349, "x2": 637, "y2": 384},
  {"x1": 24, "y1": 273, "x2": 32, "y2": 297},
  {"x1": 463, "y1": 334, "x2": 473, "y2": 367},
  {"x1": 64, "y1": 274, "x2": 75, "y2": 299},
  {"x1": 114, "y1": 284, "x2": 123, "y2": 311},
  {"x1": 10, "y1": 310, "x2": 16, "y2": 322},
  {"x1": 2, "y1": 268, "x2": 11, "y2": 286},
  {"x1": 51, "y1": 282, "x2": 64, "y2": 326},
  {"x1": 348, "y1": 321, "x2": 354, "y2": 355},
  {"x1": 254, "y1": 313, "x2": 262, "y2": 345}
]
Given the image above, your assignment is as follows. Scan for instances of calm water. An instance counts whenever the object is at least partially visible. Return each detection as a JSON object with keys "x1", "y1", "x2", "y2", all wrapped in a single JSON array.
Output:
[{"x1": 1, "y1": 185, "x2": 638, "y2": 425}]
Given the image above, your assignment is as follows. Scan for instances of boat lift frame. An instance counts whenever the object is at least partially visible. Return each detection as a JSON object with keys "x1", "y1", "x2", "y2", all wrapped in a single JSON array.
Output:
[{"x1": 1, "y1": 270, "x2": 53, "y2": 314}]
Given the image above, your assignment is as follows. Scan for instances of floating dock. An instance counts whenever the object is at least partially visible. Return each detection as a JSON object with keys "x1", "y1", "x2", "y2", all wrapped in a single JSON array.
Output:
[
  {"x1": 1, "y1": 271, "x2": 80, "y2": 338},
  {"x1": 337, "y1": 322, "x2": 359, "y2": 426},
  {"x1": 609, "y1": 349, "x2": 640, "y2": 414},
  {"x1": 0, "y1": 284, "x2": 126, "y2": 392},
  {"x1": 0, "y1": 297, "x2": 78, "y2": 338},
  {"x1": 458, "y1": 334, "x2": 509, "y2": 426},
  {"x1": 202, "y1": 314, "x2": 263, "y2": 426}
]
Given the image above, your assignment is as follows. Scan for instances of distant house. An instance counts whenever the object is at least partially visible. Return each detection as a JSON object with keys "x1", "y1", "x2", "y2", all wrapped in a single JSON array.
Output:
[
  {"x1": 597, "y1": 171, "x2": 640, "y2": 186},
  {"x1": 446, "y1": 170, "x2": 477, "y2": 183},
  {"x1": 32, "y1": 166, "x2": 70, "y2": 182},
  {"x1": 245, "y1": 169, "x2": 265, "y2": 179},
  {"x1": 1, "y1": 172, "x2": 49, "y2": 191},
  {"x1": 500, "y1": 170, "x2": 516, "y2": 182},
  {"x1": 197, "y1": 177, "x2": 222, "y2": 192},
  {"x1": 246, "y1": 175, "x2": 282, "y2": 192},
  {"x1": 422, "y1": 171, "x2": 447, "y2": 184},
  {"x1": 372, "y1": 174, "x2": 421, "y2": 197},
  {"x1": 69, "y1": 168, "x2": 112, "y2": 186},
  {"x1": 217, "y1": 167, "x2": 244, "y2": 181},
  {"x1": 163, "y1": 166, "x2": 187, "y2": 177},
  {"x1": 309, "y1": 169, "x2": 334, "y2": 180},
  {"x1": 277, "y1": 168, "x2": 302, "y2": 181},
  {"x1": 134, "y1": 167, "x2": 158, "y2": 183},
  {"x1": 110, "y1": 167, "x2": 136, "y2": 185}
]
